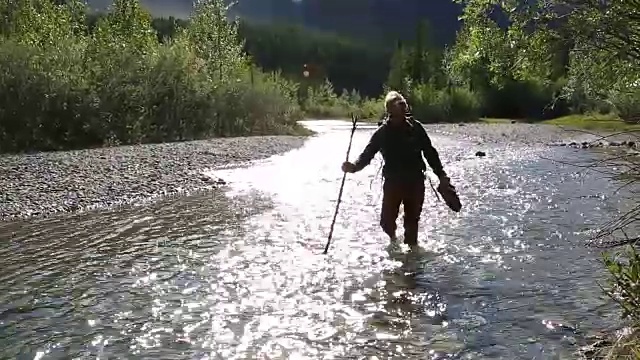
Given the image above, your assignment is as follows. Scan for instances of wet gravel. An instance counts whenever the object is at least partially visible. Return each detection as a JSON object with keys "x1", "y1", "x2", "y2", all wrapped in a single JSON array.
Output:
[{"x1": 0, "y1": 136, "x2": 306, "y2": 221}]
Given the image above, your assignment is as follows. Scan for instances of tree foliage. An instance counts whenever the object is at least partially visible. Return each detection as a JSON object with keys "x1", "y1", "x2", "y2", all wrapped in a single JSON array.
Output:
[
  {"x1": 0, "y1": 0, "x2": 308, "y2": 153},
  {"x1": 447, "y1": 0, "x2": 640, "y2": 121},
  {"x1": 143, "y1": 17, "x2": 393, "y2": 98},
  {"x1": 4, "y1": 0, "x2": 640, "y2": 153}
]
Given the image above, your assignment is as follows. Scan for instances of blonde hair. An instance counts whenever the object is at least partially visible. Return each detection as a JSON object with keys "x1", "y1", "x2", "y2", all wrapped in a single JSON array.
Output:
[{"x1": 384, "y1": 91, "x2": 407, "y2": 113}]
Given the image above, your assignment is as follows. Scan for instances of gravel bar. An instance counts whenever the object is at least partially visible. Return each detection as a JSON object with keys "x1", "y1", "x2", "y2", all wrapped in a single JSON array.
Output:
[
  {"x1": 0, "y1": 136, "x2": 307, "y2": 221},
  {"x1": 425, "y1": 123, "x2": 639, "y2": 146}
]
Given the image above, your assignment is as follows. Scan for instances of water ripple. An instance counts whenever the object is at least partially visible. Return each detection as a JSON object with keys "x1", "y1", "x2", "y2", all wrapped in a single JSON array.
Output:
[{"x1": 0, "y1": 120, "x2": 634, "y2": 359}]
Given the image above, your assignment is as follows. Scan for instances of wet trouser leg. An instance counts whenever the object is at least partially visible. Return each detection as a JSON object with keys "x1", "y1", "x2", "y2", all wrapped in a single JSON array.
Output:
[
  {"x1": 402, "y1": 181, "x2": 425, "y2": 246},
  {"x1": 380, "y1": 180, "x2": 403, "y2": 239},
  {"x1": 380, "y1": 179, "x2": 425, "y2": 243}
]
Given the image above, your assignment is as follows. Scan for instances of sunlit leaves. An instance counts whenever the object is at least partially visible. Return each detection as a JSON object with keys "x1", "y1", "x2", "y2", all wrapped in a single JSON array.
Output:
[
  {"x1": 448, "y1": 0, "x2": 562, "y2": 91},
  {"x1": 91, "y1": 0, "x2": 157, "y2": 56},
  {"x1": 1, "y1": 0, "x2": 84, "y2": 48},
  {"x1": 0, "y1": 0, "x2": 306, "y2": 152},
  {"x1": 541, "y1": 0, "x2": 640, "y2": 116},
  {"x1": 185, "y1": 0, "x2": 245, "y2": 82}
]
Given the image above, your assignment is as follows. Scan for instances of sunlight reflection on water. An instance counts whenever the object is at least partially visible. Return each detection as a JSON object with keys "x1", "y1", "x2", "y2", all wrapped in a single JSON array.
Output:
[
  {"x1": 0, "y1": 120, "x2": 630, "y2": 359},
  {"x1": 201, "y1": 120, "x2": 622, "y2": 358}
]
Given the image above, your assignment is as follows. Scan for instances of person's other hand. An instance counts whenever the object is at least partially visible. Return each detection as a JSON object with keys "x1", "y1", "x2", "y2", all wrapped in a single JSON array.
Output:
[
  {"x1": 342, "y1": 161, "x2": 356, "y2": 173},
  {"x1": 437, "y1": 175, "x2": 462, "y2": 212},
  {"x1": 438, "y1": 175, "x2": 454, "y2": 189}
]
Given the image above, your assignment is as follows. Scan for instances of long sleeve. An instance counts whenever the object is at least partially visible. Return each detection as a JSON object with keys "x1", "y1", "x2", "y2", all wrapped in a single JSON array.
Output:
[
  {"x1": 418, "y1": 124, "x2": 447, "y2": 178},
  {"x1": 352, "y1": 128, "x2": 382, "y2": 172}
]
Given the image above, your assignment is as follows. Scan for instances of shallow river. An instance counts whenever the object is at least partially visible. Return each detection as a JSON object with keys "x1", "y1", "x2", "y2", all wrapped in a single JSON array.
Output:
[{"x1": 0, "y1": 120, "x2": 634, "y2": 359}]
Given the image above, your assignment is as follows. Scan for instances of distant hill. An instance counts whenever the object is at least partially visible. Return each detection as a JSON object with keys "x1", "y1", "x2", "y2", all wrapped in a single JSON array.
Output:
[{"x1": 86, "y1": 0, "x2": 464, "y2": 46}]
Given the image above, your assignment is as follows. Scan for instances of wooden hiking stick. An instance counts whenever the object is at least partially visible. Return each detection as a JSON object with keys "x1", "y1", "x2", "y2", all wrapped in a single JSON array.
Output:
[{"x1": 323, "y1": 114, "x2": 359, "y2": 254}]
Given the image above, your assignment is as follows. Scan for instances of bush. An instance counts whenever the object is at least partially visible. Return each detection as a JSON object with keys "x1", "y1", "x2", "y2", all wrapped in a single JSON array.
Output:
[
  {"x1": 593, "y1": 246, "x2": 640, "y2": 359},
  {"x1": 585, "y1": 153, "x2": 640, "y2": 359},
  {"x1": 610, "y1": 88, "x2": 640, "y2": 123},
  {"x1": 603, "y1": 247, "x2": 640, "y2": 322},
  {"x1": 406, "y1": 81, "x2": 481, "y2": 123},
  {"x1": 472, "y1": 78, "x2": 569, "y2": 121},
  {"x1": 447, "y1": 86, "x2": 482, "y2": 122},
  {"x1": 0, "y1": 0, "x2": 306, "y2": 154},
  {"x1": 301, "y1": 79, "x2": 383, "y2": 120}
]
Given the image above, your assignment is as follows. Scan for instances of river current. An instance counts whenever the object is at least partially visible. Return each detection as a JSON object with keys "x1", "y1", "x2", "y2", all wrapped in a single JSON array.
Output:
[{"x1": 0, "y1": 120, "x2": 633, "y2": 359}]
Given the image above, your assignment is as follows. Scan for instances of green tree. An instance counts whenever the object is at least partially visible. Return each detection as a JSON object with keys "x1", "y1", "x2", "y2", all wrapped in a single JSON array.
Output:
[
  {"x1": 444, "y1": 0, "x2": 568, "y2": 119},
  {"x1": 386, "y1": 42, "x2": 411, "y2": 92},
  {"x1": 0, "y1": 0, "x2": 307, "y2": 153}
]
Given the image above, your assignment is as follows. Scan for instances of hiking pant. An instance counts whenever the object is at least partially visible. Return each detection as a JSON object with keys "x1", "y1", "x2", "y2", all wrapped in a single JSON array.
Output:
[{"x1": 380, "y1": 178, "x2": 425, "y2": 245}]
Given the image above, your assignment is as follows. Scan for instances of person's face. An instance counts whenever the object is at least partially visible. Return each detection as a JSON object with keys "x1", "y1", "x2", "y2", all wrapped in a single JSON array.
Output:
[{"x1": 389, "y1": 98, "x2": 408, "y2": 118}]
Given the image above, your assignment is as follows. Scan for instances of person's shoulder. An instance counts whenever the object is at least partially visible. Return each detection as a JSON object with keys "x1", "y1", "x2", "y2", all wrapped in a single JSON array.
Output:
[
  {"x1": 405, "y1": 113, "x2": 418, "y2": 124},
  {"x1": 408, "y1": 116, "x2": 432, "y2": 141},
  {"x1": 373, "y1": 122, "x2": 386, "y2": 137},
  {"x1": 371, "y1": 118, "x2": 390, "y2": 141},
  {"x1": 377, "y1": 114, "x2": 388, "y2": 127},
  {"x1": 408, "y1": 115, "x2": 426, "y2": 130},
  {"x1": 376, "y1": 115, "x2": 390, "y2": 130}
]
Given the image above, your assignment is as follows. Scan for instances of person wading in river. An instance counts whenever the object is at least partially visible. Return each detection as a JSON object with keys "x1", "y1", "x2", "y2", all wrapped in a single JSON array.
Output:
[{"x1": 341, "y1": 91, "x2": 455, "y2": 246}]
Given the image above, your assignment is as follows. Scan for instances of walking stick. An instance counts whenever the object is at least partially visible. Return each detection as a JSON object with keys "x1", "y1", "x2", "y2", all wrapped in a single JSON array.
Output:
[{"x1": 323, "y1": 114, "x2": 358, "y2": 254}]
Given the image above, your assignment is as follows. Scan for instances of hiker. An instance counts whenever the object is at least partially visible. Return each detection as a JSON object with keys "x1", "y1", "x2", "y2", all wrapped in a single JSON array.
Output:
[{"x1": 341, "y1": 90, "x2": 455, "y2": 246}]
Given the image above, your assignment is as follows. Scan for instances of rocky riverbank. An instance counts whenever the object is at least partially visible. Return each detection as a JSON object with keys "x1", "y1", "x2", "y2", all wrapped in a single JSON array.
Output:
[
  {"x1": 426, "y1": 122, "x2": 639, "y2": 148},
  {"x1": 0, "y1": 136, "x2": 307, "y2": 221}
]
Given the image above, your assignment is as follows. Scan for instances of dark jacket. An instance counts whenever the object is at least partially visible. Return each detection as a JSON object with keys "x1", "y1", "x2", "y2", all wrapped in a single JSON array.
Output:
[{"x1": 353, "y1": 116, "x2": 446, "y2": 181}]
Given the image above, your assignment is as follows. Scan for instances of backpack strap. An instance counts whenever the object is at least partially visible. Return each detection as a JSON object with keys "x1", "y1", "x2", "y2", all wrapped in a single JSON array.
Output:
[{"x1": 377, "y1": 114, "x2": 388, "y2": 127}]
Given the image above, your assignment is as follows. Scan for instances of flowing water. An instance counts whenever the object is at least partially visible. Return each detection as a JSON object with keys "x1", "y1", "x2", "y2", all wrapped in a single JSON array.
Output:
[{"x1": 0, "y1": 120, "x2": 634, "y2": 359}]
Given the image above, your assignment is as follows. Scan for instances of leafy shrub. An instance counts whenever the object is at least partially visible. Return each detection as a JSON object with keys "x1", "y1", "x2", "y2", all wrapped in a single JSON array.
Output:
[
  {"x1": 301, "y1": 79, "x2": 383, "y2": 120},
  {"x1": 597, "y1": 246, "x2": 640, "y2": 358},
  {"x1": 610, "y1": 88, "x2": 640, "y2": 123},
  {"x1": 0, "y1": 0, "x2": 306, "y2": 153},
  {"x1": 406, "y1": 81, "x2": 481, "y2": 123}
]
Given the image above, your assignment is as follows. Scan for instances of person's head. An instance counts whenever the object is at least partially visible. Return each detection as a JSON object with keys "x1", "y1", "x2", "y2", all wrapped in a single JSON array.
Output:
[{"x1": 384, "y1": 91, "x2": 408, "y2": 121}]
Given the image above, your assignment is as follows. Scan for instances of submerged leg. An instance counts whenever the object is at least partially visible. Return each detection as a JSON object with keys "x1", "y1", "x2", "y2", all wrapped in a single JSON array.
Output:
[
  {"x1": 380, "y1": 179, "x2": 402, "y2": 240},
  {"x1": 402, "y1": 180, "x2": 425, "y2": 246}
]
